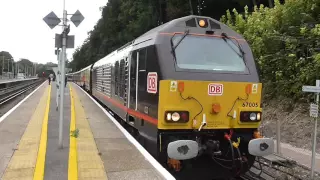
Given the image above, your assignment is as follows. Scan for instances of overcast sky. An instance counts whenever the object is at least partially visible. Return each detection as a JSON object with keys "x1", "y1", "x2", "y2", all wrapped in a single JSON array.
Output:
[{"x1": 0, "y1": 0, "x2": 107, "y2": 64}]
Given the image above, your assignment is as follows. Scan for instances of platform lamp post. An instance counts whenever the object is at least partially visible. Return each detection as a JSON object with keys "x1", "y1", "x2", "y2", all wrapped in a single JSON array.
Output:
[
  {"x1": 55, "y1": 48, "x2": 61, "y2": 111},
  {"x1": 43, "y1": 0, "x2": 84, "y2": 149},
  {"x1": 2, "y1": 56, "x2": 4, "y2": 79}
]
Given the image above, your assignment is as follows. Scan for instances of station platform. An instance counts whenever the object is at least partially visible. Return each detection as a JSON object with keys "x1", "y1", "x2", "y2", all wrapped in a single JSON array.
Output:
[
  {"x1": 0, "y1": 82, "x2": 172, "y2": 180},
  {"x1": 0, "y1": 77, "x2": 38, "y2": 85}
]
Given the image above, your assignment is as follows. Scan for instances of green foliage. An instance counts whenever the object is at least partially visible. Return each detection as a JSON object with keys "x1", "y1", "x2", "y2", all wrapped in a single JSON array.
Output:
[
  {"x1": 0, "y1": 50, "x2": 59, "y2": 77},
  {"x1": 70, "y1": 128, "x2": 79, "y2": 138},
  {"x1": 70, "y1": 0, "x2": 159, "y2": 72},
  {"x1": 0, "y1": 51, "x2": 14, "y2": 74},
  {"x1": 221, "y1": 0, "x2": 320, "y2": 100}
]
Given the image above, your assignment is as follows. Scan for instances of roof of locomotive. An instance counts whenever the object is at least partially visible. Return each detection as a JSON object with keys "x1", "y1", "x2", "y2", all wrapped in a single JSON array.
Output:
[
  {"x1": 93, "y1": 43, "x2": 133, "y2": 68},
  {"x1": 76, "y1": 15, "x2": 251, "y2": 75},
  {"x1": 131, "y1": 15, "x2": 247, "y2": 50},
  {"x1": 67, "y1": 64, "x2": 91, "y2": 75}
]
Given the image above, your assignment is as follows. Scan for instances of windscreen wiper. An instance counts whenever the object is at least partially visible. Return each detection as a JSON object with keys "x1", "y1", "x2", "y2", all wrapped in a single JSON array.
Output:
[
  {"x1": 221, "y1": 32, "x2": 245, "y2": 58},
  {"x1": 170, "y1": 29, "x2": 190, "y2": 60}
]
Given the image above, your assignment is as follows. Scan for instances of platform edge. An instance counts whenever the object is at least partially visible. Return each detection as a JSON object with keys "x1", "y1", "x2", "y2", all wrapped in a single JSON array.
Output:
[
  {"x1": 33, "y1": 84, "x2": 51, "y2": 180},
  {"x1": 68, "y1": 85, "x2": 78, "y2": 180}
]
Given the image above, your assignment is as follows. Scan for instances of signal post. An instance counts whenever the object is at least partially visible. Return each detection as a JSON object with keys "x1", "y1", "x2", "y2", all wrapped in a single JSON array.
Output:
[
  {"x1": 43, "y1": 1, "x2": 84, "y2": 149},
  {"x1": 302, "y1": 80, "x2": 320, "y2": 179}
]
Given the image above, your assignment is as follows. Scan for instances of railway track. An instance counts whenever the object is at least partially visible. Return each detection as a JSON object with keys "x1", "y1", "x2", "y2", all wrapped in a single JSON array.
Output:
[
  {"x1": 0, "y1": 79, "x2": 43, "y2": 106},
  {"x1": 238, "y1": 153, "x2": 320, "y2": 180}
]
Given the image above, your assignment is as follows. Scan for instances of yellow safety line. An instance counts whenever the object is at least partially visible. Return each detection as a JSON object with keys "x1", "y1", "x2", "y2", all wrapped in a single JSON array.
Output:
[
  {"x1": 33, "y1": 84, "x2": 51, "y2": 180},
  {"x1": 72, "y1": 85, "x2": 107, "y2": 179},
  {"x1": 68, "y1": 85, "x2": 78, "y2": 180}
]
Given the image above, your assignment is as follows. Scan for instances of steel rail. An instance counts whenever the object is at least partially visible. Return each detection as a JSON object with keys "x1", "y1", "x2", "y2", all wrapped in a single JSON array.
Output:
[{"x1": 0, "y1": 80, "x2": 43, "y2": 106}]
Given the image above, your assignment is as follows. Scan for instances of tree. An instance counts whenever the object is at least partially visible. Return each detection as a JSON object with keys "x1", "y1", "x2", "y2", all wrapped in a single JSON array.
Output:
[
  {"x1": 0, "y1": 51, "x2": 14, "y2": 75},
  {"x1": 221, "y1": 0, "x2": 320, "y2": 100}
]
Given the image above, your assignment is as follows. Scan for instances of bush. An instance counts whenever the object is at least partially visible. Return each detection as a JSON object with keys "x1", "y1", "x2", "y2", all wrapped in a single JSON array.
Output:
[{"x1": 221, "y1": 0, "x2": 320, "y2": 101}]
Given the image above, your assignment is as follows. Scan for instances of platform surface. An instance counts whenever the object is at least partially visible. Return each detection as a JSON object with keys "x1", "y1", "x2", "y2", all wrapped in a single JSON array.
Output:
[
  {"x1": 0, "y1": 77, "x2": 38, "y2": 85},
  {"x1": 0, "y1": 81, "x2": 47, "y2": 179},
  {"x1": 72, "y1": 83, "x2": 165, "y2": 180},
  {"x1": 0, "y1": 81, "x2": 168, "y2": 180},
  {"x1": 274, "y1": 141, "x2": 320, "y2": 173}
]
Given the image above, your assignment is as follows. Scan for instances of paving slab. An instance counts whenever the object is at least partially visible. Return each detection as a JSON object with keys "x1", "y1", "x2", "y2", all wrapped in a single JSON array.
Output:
[
  {"x1": 71, "y1": 83, "x2": 165, "y2": 180},
  {"x1": 1, "y1": 83, "x2": 50, "y2": 180},
  {"x1": 0, "y1": 78, "x2": 38, "y2": 85},
  {"x1": 44, "y1": 82, "x2": 71, "y2": 180},
  {"x1": 71, "y1": 85, "x2": 108, "y2": 180},
  {"x1": 0, "y1": 82, "x2": 47, "y2": 179}
]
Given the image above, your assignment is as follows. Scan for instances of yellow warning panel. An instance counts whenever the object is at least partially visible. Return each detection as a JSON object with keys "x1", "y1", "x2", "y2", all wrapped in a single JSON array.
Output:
[
  {"x1": 69, "y1": 86, "x2": 108, "y2": 180},
  {"x1": 2, "y1": 85, "x2": 51, "y2": 180}
]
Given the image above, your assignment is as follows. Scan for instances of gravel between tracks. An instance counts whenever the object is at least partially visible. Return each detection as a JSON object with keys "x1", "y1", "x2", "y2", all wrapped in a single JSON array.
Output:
[
  {"x1": 254, "y1": 160, "x2": 320, "y2": 180},
  {"x1": 0, "y1": 86, "x2": 37, "y2": 120}
]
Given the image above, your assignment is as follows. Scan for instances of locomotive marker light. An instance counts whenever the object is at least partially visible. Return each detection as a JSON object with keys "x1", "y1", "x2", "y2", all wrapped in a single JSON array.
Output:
[
  {"x1": 302, "y1": 80, "x2": 320, "y2": 179},
  {"x1": 178, "y1": 81, "x2": 184, "y2": 92},
  {"x1": 43, "y1": 0, "x2": 84, "y2": 149},
  {"x1": 199, "y1": 19, "x2": 206, "y2": 27}
]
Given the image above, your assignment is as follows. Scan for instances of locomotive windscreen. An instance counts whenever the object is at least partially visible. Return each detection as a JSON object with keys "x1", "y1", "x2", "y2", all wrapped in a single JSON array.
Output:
[{"x1": 172, "y1": 34, "x2": 247, "y2": 72}]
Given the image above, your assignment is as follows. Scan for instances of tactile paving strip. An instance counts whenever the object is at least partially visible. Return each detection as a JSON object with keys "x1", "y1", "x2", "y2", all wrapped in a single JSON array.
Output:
[
  {"x1": 71, "y1": 87, "x2": 108, "y2": 180},
  {"x1": 2, "y1": 85, "x2": 50, "y2": 180}
]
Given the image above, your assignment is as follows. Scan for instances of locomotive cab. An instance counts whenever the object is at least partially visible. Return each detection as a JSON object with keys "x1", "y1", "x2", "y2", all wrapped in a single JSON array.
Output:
[
  {"x1": 84, "y1": 15, "x2": 274, "y2": 180},
  {"x1": 144, "y1": 16, "x2": 275, "y2": 178}
]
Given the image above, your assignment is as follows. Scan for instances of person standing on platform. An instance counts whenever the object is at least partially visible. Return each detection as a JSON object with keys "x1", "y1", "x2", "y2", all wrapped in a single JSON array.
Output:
[
  {"x1": 48, "y1": 75, "x2": 51, "y2": 85},
  {"x1": 65, "y1": 75, "x2": 67, "y2": 87}
]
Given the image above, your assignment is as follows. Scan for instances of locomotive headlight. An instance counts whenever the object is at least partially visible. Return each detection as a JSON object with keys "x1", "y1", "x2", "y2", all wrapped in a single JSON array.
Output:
[
  {"x1": 240, "y1": 111, "x2": 262, "y2": 122},
  {"x1": 166, "y1": 113, "x2": 172, "y2": 121},
  {"x1": 199, "y1": 20, "x2": 206, "y2": 27},
  {"x1": 165, "y1": 111, "x2": 190, "y2": 123},
  {"x1": 171, "y1": 112, "x2": 180, "y2": 122},
  {"x1": 249, "y1": 113, "x2": 257, "y2": 121},
  {"x1": 257, "y1": 113, "x2": 261, "y2": 120}
]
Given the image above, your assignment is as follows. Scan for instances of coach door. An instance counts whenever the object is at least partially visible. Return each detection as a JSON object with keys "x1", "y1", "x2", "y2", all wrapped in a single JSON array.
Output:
[{"x1": 129, "y1": 48, "x2": 147, "y2": 112}]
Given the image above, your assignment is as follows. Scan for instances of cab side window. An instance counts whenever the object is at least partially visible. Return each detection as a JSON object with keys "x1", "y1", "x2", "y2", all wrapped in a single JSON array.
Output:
[
  {"x1": 138, "y1": 48, "x2": 147, "y2": 91},
  {"x1": 130, "y1": 51, "x2": 137, "y2": 87}
]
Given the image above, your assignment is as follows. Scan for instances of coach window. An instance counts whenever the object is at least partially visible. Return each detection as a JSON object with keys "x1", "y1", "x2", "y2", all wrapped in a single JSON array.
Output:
[
  {"x1": 119, "y1": 59, "x2": 125, "y2": 98},
  {"x1": 130, "y1": 51, "x2": 137, "y2": 87},
  {"x1": 138, "y1": 48, "x2": 147, "y2": 71},
  {"x1": 115, "y1": 61, "x2": 120, "y2": 96},
  {"x1": 138, "y1": 48, "x2": 147, "y2": 91}
]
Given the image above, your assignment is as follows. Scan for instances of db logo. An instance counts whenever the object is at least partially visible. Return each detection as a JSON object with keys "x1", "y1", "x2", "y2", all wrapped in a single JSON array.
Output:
[
  {"x1": 208, "y1": 83, "x2": 223, "y2": 96},
  {"x1": 147, "y1": 72, "x2": 157, "y2": 94}
]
